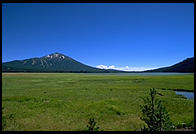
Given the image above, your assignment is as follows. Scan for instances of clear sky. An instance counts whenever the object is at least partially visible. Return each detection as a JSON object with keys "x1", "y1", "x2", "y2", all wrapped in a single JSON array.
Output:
[{"x1": 2, "y1": 3, "x2": 194, "y2": 71}]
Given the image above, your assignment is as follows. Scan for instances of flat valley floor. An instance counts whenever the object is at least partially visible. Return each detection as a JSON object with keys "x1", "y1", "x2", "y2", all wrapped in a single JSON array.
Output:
[{"x1": 2, "y1": 73, "x2": 194, "y2": 131}]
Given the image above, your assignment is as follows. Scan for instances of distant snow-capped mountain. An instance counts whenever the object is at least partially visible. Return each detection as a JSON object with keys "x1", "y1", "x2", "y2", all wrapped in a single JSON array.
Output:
[{"x1": 2, "y1": 52, "x2": 124, "y2": 73}]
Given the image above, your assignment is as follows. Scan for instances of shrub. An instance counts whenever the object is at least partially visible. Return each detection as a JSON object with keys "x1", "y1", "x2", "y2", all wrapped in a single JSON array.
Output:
[
  {"x1": 87, "y1": 117, "x2": 100, "y2": 131},
  {"x1": 140, "y1": 88, "x2": 174, "y2": 131},
  {"x1": 2, "y1": 107, "x2": 7, "y2": 130},
  {"x1": 2, "y1": 107, "x2": 16, "y2": 131}
]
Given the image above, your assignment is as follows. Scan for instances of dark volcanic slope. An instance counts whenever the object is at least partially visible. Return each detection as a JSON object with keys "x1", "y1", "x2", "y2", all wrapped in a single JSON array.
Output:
[
  {"x1": 2, "y1": 53, "x2": 123, "y2": 73},
  {"x1": 145, "y1": 57, "x2": 194, "y2": 73}
]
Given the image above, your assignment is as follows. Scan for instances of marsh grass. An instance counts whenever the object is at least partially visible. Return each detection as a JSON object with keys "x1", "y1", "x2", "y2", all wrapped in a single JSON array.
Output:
[{"x1": 2, "y1": 73, "x2": 194, "y2": 130}]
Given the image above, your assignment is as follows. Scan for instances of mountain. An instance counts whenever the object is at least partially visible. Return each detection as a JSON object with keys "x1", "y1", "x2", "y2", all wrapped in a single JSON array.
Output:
[
  {"x1": 145, "y1": 57, "x2": 194, "y2": 73},
  {"x1": 2, "y1": 53, "x2": 194, "y2": 73},
  {"x1": 2, "y1": 52, "x2": 124, "y2": 73}
]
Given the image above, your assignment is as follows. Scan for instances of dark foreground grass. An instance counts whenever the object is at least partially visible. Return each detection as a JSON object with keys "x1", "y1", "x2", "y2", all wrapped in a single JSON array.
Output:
[{"x1": 2, "y1": 73, "x2": 194, "y2": 131}]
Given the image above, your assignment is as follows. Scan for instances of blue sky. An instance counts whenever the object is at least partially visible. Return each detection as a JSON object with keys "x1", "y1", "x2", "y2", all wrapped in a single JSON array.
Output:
[{"x1": 2, "y1": 3, "x2": 194, "y2": 71}]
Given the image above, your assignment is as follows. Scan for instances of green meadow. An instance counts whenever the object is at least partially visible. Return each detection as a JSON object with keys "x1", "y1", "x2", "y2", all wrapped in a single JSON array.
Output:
[{"x1": 2, "y1": 73, "x2": 194, "y2": 131}]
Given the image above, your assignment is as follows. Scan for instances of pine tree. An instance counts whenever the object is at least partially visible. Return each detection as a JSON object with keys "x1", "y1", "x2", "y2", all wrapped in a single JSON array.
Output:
[{"x1": 140, "y1": 88, "x2": 174, "y2": 131}]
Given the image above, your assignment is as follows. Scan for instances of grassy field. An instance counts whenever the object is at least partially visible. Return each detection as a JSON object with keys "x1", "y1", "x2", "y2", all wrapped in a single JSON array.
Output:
[{"x1": 2, "y1": 73, "x2": 194, "y2": 131}]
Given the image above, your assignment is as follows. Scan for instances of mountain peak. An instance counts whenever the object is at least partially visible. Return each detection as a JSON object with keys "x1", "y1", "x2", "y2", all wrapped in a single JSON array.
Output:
[
  {"x1": 50, "y1": 52, "x2": 64, "y2": 56},
  {"x1": 44, "y1": 52, "x2": 68, "y2": 59},
  {"x1": 3, "y1": 52, "x2": 117, "y2": 73}
]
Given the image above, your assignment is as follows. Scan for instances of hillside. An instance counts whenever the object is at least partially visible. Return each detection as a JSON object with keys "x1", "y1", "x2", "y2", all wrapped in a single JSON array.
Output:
[
  {"x1": 145, "y1": 57, "x2": 194, "y2": 73},
  {"x1": 2, "y1": 53, "x2": 123, "y2": 73}
]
